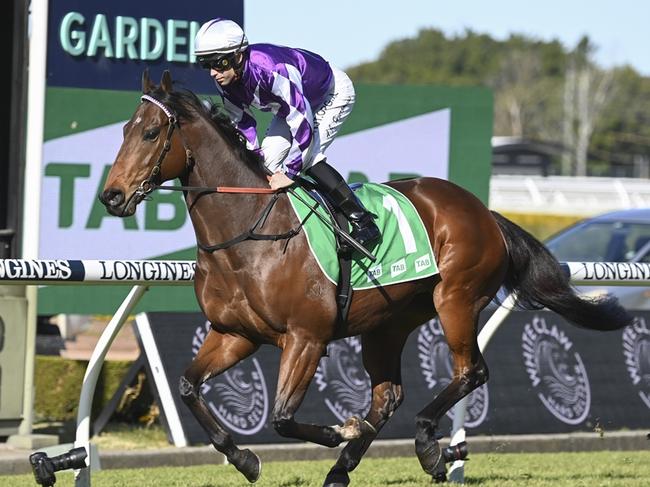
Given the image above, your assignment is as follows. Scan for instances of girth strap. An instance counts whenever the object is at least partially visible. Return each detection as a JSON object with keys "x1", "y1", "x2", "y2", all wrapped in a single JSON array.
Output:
[
  {"x1": 301, "y1": 182, "x2": 354, "y2": 326},
  {"x1": 335, "y1": 228, "x2": 354, "y2": 326}
]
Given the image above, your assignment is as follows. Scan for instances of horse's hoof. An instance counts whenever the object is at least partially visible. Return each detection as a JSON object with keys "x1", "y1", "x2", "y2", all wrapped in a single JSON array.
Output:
[
  {"x1": 432, "y1": 469, "x2": 447, "y2": 483},
  {"x1": 233, "y1": 448, "x2": 262, "y2": 483},
  {"x1": 415, "y1": 439, "x2": 442, "y2": 476},
  {"x1": 334, "y1": 416, "x2": 377, "y2": 441},
  {"x1": 323, "y1": 465, "x2": 350, "y2": 487}
]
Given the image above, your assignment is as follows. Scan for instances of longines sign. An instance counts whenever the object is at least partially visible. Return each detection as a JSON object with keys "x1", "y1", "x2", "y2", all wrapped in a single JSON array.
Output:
[
  {"x1": 47, "y1": 0, "x2": 244, "y2": 91},
  {"x1": 0, "y1": 259, "x2": 195, "y2": 284}
]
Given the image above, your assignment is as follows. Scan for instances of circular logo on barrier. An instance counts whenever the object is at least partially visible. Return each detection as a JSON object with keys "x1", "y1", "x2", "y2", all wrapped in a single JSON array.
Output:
[
  {"x1": 417, "y1": 319, "x2": 489, "y2": 428},
  {"x1": 314, "y1": 337, "x2": 371, "y2": 422},
  {"x1": 521, "y1": 315, "x2": 590, "y2": 425},
  {"x1": 191, "y1": 321, "x2": 269, "y2": 435},
  {"x1": 622, "y1": 317, "x2": 650, "y2": 409}
]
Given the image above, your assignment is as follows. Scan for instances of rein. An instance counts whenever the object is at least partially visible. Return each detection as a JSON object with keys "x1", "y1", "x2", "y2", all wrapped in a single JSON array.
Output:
[
  {"x1": 138, "y1": 93, "x2": 304, "y2": 252},
  {"x1": 157, "y1": 183, "x2": 276, "y2": 194}
]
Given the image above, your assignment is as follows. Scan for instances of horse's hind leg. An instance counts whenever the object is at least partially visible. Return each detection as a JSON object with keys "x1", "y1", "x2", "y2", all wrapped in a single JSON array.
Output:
[
  {"x1": 323, "y1": 327, "x2": 408, "y2": 487},
  {"x1": 414, "y1": 294, "x2": 489, "y2": 480},
  {"x1": 179, "y1": 329, "x2": 261, "y2": 483}
]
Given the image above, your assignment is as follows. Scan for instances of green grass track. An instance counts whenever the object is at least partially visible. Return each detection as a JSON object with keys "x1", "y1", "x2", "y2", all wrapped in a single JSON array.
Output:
[{"x1": 5, "y1": 451, "x2": 650, "y2": 486}]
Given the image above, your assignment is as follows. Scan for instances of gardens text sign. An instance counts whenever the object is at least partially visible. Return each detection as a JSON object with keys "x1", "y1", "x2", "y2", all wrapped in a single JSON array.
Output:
[
  {"x1": 47, "y1": 0, "x2": 244, "y2": 92},
  {"x1": 59, "y1": 13, "x2": 200, "y2": 63}
]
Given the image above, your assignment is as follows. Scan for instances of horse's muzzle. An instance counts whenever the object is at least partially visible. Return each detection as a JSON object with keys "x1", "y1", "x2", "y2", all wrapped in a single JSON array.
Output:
[{"x1": 99, "y1": 188, "x2": 133, "y2": 216}]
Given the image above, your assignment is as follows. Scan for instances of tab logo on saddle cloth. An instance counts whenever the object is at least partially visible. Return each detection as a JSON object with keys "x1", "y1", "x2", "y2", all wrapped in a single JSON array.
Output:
[{"x1": 288, "y1": 183, "x2": 439, "y2": 290}]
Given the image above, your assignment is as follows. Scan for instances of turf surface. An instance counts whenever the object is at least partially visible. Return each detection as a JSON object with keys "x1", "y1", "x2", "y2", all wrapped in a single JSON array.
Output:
[{"x1": 5, "y1": 450, "x2": 650, "y2": 486}]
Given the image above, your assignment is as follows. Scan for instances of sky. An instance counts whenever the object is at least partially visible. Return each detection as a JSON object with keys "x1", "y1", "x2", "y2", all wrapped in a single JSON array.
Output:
[{"x1": 245, "y1": 0, "x2": 650, "y2": 76}]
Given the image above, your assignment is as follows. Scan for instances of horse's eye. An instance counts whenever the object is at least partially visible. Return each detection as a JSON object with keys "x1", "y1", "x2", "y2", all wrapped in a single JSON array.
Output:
[{"x1": 144, "y1": 127, "x2": 161, "y2": 141}]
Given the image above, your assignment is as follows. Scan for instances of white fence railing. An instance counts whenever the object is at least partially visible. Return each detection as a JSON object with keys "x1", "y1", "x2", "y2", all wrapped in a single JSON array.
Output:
[
  {"x1": 490, "y1": 175, "x2": 650, "y2": 215},
  {"x1": 2, "y1": 259, "x2": 195, "y2": 487},
  {"x1": 0, "y1": 259, "x2": 195, "y2": 286}
]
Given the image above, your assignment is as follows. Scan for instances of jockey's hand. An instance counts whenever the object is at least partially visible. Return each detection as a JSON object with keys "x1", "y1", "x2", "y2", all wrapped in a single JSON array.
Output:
[{"x1": 267, "y1": 171, "x2": 294, "y2": 190}]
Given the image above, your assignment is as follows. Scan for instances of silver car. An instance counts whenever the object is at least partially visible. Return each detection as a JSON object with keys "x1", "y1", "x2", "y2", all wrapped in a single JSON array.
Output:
[{"x1": 545, "y1": 208, "x2": 650, "y2": 310}]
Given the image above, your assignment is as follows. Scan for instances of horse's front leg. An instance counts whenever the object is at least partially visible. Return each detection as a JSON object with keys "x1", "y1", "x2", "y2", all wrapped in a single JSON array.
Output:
[
  {"x1": 272, "y1": 335, "x2": 375, "y2": 447},
  {"x1": 179, "y1": 329, "x2": 261, "y2": 483}
]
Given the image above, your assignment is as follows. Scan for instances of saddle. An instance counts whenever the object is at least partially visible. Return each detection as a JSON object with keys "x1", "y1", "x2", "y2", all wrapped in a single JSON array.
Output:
[{"x1": 288, "y1": 179, "x2": 439, "y2": 326}]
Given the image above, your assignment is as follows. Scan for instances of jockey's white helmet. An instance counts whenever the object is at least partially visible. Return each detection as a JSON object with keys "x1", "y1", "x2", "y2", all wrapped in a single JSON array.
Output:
[{"x1": 194, "y1": 19, "x2": 248, "y2": 57}]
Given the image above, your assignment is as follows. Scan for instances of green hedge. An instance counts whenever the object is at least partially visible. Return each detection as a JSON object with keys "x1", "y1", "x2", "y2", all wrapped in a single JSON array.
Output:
[{"x1": 34, "y1": 356, "x2": 147, "y2": 422}]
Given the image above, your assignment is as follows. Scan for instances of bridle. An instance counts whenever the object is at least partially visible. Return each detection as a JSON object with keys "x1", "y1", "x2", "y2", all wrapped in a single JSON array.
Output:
[{"x1": 135, "y1": 94, "x2": 195, "y2": 199}]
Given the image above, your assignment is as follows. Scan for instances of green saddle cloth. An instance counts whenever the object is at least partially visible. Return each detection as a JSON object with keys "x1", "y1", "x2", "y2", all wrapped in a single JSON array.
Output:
[{"x1": 288, "y1": 183, "x2": 439, "y2": 290}]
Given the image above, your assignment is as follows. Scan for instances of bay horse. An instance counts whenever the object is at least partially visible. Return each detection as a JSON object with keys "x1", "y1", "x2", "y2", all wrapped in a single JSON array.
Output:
[{"x1": 100, "y1": 71, "x2": 632, "y2": 486}]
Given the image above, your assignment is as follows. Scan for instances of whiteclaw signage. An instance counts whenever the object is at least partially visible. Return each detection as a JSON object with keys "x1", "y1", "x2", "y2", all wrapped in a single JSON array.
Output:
[
  {"x1": 622, "y1": 317, "x2": 650, "y2": 409},
  {"x1": 521, "y1": 315, "x2": 591, "y2": 425}
]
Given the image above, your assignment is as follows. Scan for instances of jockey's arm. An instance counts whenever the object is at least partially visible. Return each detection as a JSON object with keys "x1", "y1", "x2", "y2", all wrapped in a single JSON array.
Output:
[{"x1": 268, "y1": 71, "x2": 315, "y2": 179}]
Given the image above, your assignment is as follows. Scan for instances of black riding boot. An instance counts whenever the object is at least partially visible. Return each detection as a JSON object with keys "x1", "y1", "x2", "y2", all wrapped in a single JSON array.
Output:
[{"x1": 305, "y1": 160, "x2": 380, "y2": 247}]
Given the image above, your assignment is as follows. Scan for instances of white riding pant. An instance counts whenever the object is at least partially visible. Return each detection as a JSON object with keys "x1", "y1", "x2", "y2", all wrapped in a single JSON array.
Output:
[{"x1": 261, "y1": 66, "x2": 355, "y2": 175}]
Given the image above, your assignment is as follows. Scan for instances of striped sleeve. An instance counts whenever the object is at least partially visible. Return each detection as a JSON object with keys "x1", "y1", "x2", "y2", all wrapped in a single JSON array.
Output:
[{"x1": 270, "y1": 64, "x2": 314, "y2": 178}]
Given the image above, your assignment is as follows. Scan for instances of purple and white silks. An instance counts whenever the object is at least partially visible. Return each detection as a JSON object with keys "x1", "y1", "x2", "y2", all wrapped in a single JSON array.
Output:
[{"x1": 214, "y1": 44, "x2": 336, "y2": 177}]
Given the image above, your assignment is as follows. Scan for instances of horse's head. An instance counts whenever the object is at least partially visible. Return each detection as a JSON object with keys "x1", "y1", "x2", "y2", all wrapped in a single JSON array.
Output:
[{"x1": 99, "y1": 70, "x2": 192, "y2": 217}]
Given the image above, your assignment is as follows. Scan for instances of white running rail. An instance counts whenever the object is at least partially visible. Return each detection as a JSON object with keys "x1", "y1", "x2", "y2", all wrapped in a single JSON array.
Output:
[
  {"x1": 0, "y1": 259, "x2": 195, "y2": 487},
  {"x1": 490, "y1": 175, "x2": 650, "y2": 215}
]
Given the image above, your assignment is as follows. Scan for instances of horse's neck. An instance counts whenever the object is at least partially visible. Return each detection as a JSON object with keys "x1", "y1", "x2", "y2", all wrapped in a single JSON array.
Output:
[
  {"x1": 187, "y1": 119, "x2": 265, "y2": 188},
  {"x1": 182, "y1": 121, "x2": 275, "y2": 249}
]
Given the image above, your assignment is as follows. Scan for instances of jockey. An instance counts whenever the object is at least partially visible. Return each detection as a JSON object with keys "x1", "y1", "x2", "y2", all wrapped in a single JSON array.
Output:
[{"x1": 194, "y1": 18, "x2": 380, "y2": 248}]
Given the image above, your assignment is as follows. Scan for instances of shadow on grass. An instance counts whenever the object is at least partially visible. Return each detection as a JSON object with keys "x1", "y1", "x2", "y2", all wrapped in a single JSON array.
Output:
[
  {"x1": 278, "y1": 476, "x2": 310, "y2": 486},
  {"x1": 385, "y1": 475, "x2": 426, "y2": 484}
]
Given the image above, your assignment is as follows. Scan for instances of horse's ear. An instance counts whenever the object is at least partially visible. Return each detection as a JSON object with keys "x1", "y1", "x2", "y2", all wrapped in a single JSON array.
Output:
[
  {"x1": 142, "y1": 69, "x2": 154, "y2": 94},
  {"x1": 161, "y1": 70, "x2": 173, "y2": 93}
]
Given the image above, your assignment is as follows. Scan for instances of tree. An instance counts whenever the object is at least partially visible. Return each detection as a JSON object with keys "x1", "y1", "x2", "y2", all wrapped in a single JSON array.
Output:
[
  {"x1": 489, "y1": 45, "x2": 564, "y2": 139},
  {"x1": 562, "y1": 37, "x2": 617, "y2": 176},
  {"x1": 593, "y1": 67, "x2": 650, "y2": 176},
  {"x1": 347, "y1": 29, "x2": 649, "y2": 177}
]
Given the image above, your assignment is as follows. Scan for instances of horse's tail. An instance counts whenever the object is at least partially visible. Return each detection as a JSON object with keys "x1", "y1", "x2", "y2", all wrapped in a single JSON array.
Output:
[{"x1": 491, "y1": 211, "x2": 633, "y2": 331}]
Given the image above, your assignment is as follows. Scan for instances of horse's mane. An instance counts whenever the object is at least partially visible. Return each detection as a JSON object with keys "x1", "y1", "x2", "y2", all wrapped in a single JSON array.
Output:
[{"x1": 148, "y1": 86, "x2": 264, "y2": 172}]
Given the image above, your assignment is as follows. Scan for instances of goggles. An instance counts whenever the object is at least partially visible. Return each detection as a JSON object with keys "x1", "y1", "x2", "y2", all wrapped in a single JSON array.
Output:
[{"x1": 198, "y1": 54, "x2": 237, "y2": 72}]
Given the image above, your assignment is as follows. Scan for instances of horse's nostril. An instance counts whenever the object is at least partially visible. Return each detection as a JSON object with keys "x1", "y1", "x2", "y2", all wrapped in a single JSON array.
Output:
[{"x1": 100, "y1": 188, "x2": 125, "y2": 207}]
